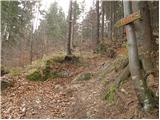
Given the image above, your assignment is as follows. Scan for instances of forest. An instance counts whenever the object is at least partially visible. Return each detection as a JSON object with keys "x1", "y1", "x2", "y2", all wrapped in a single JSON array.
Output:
[{"x1": 1, "y1": 0, "x2": 159, "y2": 119}]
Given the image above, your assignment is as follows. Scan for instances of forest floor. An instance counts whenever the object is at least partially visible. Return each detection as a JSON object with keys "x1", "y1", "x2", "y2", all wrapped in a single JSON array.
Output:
[{"x1": 1, "y1": 50, "x2": 159, "y2": 119}]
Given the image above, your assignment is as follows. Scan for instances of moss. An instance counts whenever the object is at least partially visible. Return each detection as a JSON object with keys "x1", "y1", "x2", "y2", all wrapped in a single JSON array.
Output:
[
  {"x1": 26, "y1": 69, "x2": 42, "y2": 81},
  {"x1": 104, "y1": 84, "x2": 116, "y2": 103},
  {"x1": 9, "y1": 67, "x2": 21, "y2": 76},
  {"x1": 50, "y1": 71, "x2": 62, "y2": 78},
  {"x1": 26, "y1": 68, "x2": 62, "y2": 81},
  {"x1": 26, "y1": 54, "x2": 76, "y2": 81},
  {"x1": 53, "y1": 56, "x2": 65, "y2": 63},
  {"x1": 42, "y1": 59, "x2": 53, "y2": 80},
  {"x1": 42, "y1": 60, "x2": 63, "y2": 80}
]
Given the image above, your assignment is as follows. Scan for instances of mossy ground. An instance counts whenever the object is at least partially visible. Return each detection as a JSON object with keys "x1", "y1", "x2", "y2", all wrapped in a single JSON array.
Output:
[
  {"x1": 25, "y1": 53, "x2": 85, "y2": 81},
  {"x1": 104, "y1": 84, "x2": 116, "y2": 103},
  {"x1": 26, "y1": 70, "x2": 42, "y2": 81}
]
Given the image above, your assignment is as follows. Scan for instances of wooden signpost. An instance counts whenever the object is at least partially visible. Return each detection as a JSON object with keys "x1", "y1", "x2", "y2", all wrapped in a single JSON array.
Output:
[{"x1": 114, "y1": 10, "x2": 141, "y2": 28}]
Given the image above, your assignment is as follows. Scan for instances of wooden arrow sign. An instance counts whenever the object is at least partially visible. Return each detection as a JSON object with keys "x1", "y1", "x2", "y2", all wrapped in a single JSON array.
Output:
[{"x1": 114, "y1": 10, "x2": 141, "y2": 28}]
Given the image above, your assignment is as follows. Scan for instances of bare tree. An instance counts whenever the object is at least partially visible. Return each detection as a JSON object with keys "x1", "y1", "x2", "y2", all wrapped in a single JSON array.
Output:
[{"x1": 66, "y1": 0, "x2": 73, "y2": 56}]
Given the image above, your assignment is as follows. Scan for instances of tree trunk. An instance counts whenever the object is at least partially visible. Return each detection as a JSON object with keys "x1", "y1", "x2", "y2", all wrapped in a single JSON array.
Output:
[
  {"x1": 66, "y1": 0, "x2": 73, "y2": 55},
  {"x1": 96, "y1": 0, "x2": 100, "y2": 45},
  {"x1": 121, "y1": 1, "x2": 125, "y2": 39},
  {"x1": 110, "y1": 1, "x2": 112, "y2": 41},
  {"x1": 71, "y1": 1, "x2": 76, "y2": 49},
  {"x1": 30, "y1": 33, "x2": 33, "y2": 64},
  {"x1": 101, "y1": 1, "x2": 105, "y2": 41},
  {"x1": 132, "y1": 1, "x2": 155, "y2": 73},
  {"x1": 139, "y1": 2, "x2": 155, "y2": 72},
  {"x1": 112, "y1": 1, "x2": 116, "y2": 39},
  {"x1": 123, "y1": 1, "x2": 155, "y2": 111},
  {"x1": 71, "y1": 22, "x2": 74, "y2": 49},
  {"x1": 105, "y1": 1, "x2": 110, "y2": 38}
]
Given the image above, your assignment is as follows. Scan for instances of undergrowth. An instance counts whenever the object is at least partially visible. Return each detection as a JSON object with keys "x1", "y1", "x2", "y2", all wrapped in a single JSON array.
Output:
[{"x1": 104, "y1": 84, "x2": 116, "y2": 103}]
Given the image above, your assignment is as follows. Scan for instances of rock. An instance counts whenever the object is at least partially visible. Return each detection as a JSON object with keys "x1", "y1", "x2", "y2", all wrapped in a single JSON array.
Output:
[
  {"x1": 73, "y1": 72, "x2": 93, "y2": 81},
  {"x1": 21, "y1": 107, "x2": 26, "y2": 112},
  {"x1": 59, "y1": 69, "x2": 70, "y2": 77},
  {"x1": 70, "y1": 84, "x2": 81, "y2": 89},
  {"x1": 35, "y1": 98, "x2": 41, "y2": 104},
  {"x1": 55, "y1": 84, "x2": 63, "y2": 91},
  {"x1": 1, "y1": 79, "x2": 12, "y2": 90},
  {"x1": 61, "y1": 113, "x2": 65, "y2": 117},
  {"x1": 120, "y1": 88, "x2": 128, "y2": 95}
]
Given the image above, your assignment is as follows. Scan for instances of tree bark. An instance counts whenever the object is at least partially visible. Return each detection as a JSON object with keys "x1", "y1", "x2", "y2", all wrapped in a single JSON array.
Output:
[
  {"x1": 139, "y1": 2, "x2": 155, "y2": 72},
  {"x1": 101, "y1": 1, "x2": 105, "y2": 41},
  {"x1": 105, "y1": 1, "x2": 110, "y2": 38},
  {"x1": 132, "y1": 1, "x2": 155, "y2": 73},
  {"x1": 67, "y1": 0, "x2": 73, "y2": 55},
  {"x1": 71, "y1": 1, "x2": 77, "y2": 50},
  {"x1": 30, "y1": 33, "x2": 33, "y2": 63},
  {"x1": 110, "y1": 1, "x2": 112, "y2": 41},
  {"x1": 96, "y1": 0, "x2": 100, "y2": 45},
  {"x1": 112, "y1": 1, "x2": 116, "y2": 39},
  {"x1": 123, "y1": 1, "x2": 155, "y2": 111}
]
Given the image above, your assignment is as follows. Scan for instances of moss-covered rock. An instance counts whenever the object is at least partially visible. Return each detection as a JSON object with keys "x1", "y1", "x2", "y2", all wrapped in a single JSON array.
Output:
[
  {"x1": 26, "y1": 69, "x2": 42, "y2": 81},
  {"x1": 42, "y1": 59, "x2": 64, "y2": 80},
  {"x1": 74, "y1": 72, "x2": 93, "y2": 81},
  {"x1": 26, "y1": 58, "x2": 64, "y2": 81},
  {"x1": 25, "y1": 54, "x2": 80, "y2": 81}
]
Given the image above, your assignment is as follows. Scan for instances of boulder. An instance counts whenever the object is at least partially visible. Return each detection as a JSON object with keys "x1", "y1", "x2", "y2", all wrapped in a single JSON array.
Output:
[{"x1": 1, "y1": 79, "x2": 12, "y2": 90}]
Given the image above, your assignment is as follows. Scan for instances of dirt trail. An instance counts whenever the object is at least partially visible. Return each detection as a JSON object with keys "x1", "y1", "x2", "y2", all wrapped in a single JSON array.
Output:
[
  {"x1": 1, "y1": 54, "x2": 159, "y2": 119},
  {"x1": 65, "y1": 75, "x2": 107, "y2": 118}
]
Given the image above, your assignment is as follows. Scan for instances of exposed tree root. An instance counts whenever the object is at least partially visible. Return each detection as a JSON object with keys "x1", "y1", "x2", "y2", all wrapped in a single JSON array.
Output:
[
  {"x1": 115, "y1": 65, "x2": 130, "y2": 88},
  {"x1": 97, "y1": 55, "x2": 128, "y2": 81},
  {"x1": 63, "y1": 55, "x2": 79, "y2": 64},
  {"x1": 1, "y1": 66, "x2": 9, "y2": 76}
]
